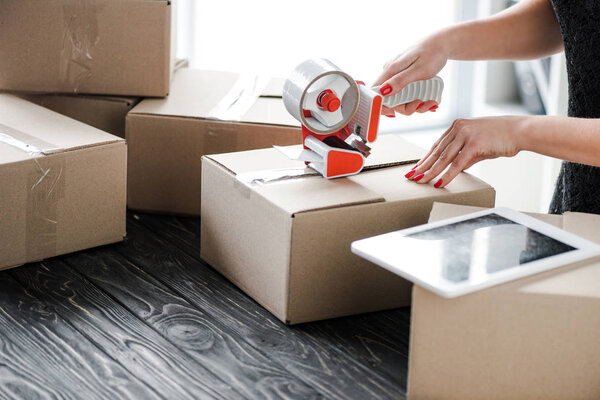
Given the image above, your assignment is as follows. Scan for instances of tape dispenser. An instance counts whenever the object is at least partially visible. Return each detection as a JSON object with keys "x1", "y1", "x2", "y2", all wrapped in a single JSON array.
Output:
[{"x1": 282, "y1": 58, "x2": 443, "y2": 178}]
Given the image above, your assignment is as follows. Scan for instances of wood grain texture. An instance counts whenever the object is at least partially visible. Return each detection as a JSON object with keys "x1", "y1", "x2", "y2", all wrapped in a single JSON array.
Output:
[
  {"x1": 126, "y1": 213, "x2": 409, "y2": 400},
  {"x1": 0, "y1": 270, "x2": 160, "y2": 400},
  {"x1": 61, "y1": 248, "x2": 324, "y2": 400},
  {"x1": 11, "y1": 259, "x2": 241, "y2": 400}
]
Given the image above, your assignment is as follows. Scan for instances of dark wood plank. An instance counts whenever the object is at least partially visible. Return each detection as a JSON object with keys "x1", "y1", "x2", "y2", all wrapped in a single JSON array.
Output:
[
  {"x1": 0, "y1": 269, "x2": 160, "y2": 400},
  {"x1": 123, "y1": 213, "x2": 408, "y2": 400},
  {"x1": 61, "y1": 248, "x2": 324, "y2": 400},
  {"x1": 133, "y1": 212, "x2": 412, "y2": 389},
  {"x1": 11, "y1": 259, "x2": 243, "y2": 400}
]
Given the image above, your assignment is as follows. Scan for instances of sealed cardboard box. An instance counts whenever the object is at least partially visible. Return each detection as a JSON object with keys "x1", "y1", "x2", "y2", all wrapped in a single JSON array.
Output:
[
  {"x1": 20, "y1": 94, "x2": 140, "y2": 138},
  {"x1": 127, "y1": 69, "x2": 302, "y2": 215},
  {"x1": 0, "y1": 94, "x2": 126, "y2": 270},
  {"x1": 0, "y1": 0, "x2": 174, "y2": 97},
  {"x1": 408, "y1": 202, "x2": 600, "y2": 400},
  {"x1": 200, "y1": 135, "x2": 496, "y2": 324}
]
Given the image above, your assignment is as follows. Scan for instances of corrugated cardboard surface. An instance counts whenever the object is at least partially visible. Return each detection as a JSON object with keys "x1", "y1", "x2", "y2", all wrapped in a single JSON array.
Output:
[
  {"x1": 20, "y1": 94, "x2": 140, "y2": 138},
  {"x1": 0, "y1": 94, "x2": 126, "y2": 269},
  {"x1": 126, "y1": 69, "x2": 302, "y2": 216},
  {"x1": 408, "y1": 202, "x2": 600, "y2": 400},
  {"x1": 0, "y1": 0, "x2": 172, "y2": 97},
  {"x1": 201, "y1": 138, "x2": 496, "y2": 324}
]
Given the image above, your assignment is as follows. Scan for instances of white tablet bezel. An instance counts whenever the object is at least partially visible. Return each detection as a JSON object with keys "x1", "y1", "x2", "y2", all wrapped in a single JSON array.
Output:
[{"x1": 351, "y1": 207, "x2": 600, "y2": 298}]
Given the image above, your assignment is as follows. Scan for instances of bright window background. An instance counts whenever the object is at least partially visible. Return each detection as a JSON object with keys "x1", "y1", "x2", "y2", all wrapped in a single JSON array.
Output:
[{"x1": 177, "y1": 1, "x2": 459, "y2": 132}]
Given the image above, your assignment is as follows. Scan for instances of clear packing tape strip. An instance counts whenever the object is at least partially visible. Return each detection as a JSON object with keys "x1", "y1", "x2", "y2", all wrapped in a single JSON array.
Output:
[
  {"x1": 0, "y1": 123, "x2": 65, "y2": 263},
  {"x1": 207, "y1": 74, "x2": 272, "y2": 121},
  {"x1": 59, "y1": 1, "x2": 102, "y2": 93}
]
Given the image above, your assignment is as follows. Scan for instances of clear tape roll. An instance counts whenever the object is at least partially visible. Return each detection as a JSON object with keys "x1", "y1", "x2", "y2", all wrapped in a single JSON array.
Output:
[{"x1": 283, "y1": 59, "x2": 359, "y2": 135}]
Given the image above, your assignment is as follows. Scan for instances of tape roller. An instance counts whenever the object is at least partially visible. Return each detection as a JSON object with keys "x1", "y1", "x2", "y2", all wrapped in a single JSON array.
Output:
[{"x1": 281, "y1": 58, "x2": 444, "y2": 179}]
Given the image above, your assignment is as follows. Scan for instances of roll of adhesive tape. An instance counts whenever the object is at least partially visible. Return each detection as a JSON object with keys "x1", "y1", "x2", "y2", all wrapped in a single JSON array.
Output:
[{"x1": 283, "y1": 59, "x2": 359, "y2": 135}]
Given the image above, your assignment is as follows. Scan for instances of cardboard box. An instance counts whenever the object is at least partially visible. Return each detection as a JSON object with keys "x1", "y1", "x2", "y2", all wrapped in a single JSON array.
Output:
[
  {"x1": 0, "y1": 94, "x2": 126, "y2": 270},
  {"x1": 200, "y1": 136, "x2": 496, "y2": 324},
  {"x1": 20, "y1": 94, "x2": 140, "y2": 139},
  {"x1": 0, "y1": 0, "x2": 174, "y2": 97},
  {"x1": 408, "y1": 202, "x2": 600, "y2": 400},
  {"x1": 126, "y1": 69, "x2": 302, "y2": 215}
]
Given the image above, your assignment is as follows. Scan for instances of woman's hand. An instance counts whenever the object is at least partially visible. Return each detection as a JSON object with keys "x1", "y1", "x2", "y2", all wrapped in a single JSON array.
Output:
[
  {"x1": 406, "y1": 116, "x2": 527, "y2": 187},
  {"x1": 374, "y1": 35, "x2": 449, "y2": 116}
]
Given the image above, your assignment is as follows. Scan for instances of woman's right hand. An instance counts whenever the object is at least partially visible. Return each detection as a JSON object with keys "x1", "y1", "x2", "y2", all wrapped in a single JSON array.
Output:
[{"x1": 374, "y1": 35, "x2": 449, "y2": 116}]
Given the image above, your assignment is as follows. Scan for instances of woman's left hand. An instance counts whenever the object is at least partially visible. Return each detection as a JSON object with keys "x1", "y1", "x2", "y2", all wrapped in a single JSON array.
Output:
[{"x1": 406, "y1": 116, "x2": 526, "y2": 187}]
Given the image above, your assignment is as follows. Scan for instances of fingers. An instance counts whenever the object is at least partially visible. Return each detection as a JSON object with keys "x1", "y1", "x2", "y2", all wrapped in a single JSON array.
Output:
[
  {"x1": 413, "y1": 119, "x2": 458, "y2": 169},
  {"x1": 380, "y1": 67, "x2": 421, "y2": 97},
  {"x1": 415, "y1": 100, "x2": 438, "y2": 113},
  {"x1": 416, "y1": 141, "x2": 464, "y2": 184},
  {"x1": 381, "y1": 100, "x2": 439, "y2": 117},
  {"x1": 435, "y1": 152, "x2": 480, "y2": 188},
  {"x1": 394, "y1": 100, "x2": 423, "y2": 116}
]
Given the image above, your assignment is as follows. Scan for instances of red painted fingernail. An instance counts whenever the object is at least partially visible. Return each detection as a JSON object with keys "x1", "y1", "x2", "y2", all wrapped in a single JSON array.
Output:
[
  {"x1": 411, "y1": 165, "x2": 417, "y2": 170},
  {"x1": 380, "y1": 84, "x2": 392, "y2": 96},
  {"x1": 416, "y1": 102, "x2": 425, "y2": 110},
  {"x1": 434, "y1": 179, "x2": 443, "y2": 188},
  {"x1": 414, "y1": 173, "x2": 425, "y2": 182},
  {"x1": 428, "y1": 105, "x2": 438, "y2": 111},
  {"x1": 405, "y1": 170, "x2": 416, "y2": 179},
  {"x1": 385, "y1": 114, "x2": 395, "y2": 118}
]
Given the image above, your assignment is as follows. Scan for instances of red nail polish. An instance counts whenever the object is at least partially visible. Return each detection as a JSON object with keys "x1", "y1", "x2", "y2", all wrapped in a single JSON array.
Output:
[
  {"x1": 411, "y1": 165, "x2": 417, "y2": 170},
  {"x1": 434, "y1": 179, "x2": 443, "y2": 188},
  {"x1": 414, "y1": 173, "x2": 425, "y2": 182},
  {"x1": 416, "y1": 102, "x2": 425, "y2": 110},
  {"x1": 405, "y1": 170, "x2": 416, "y2": 179},
  {"x1": 380, "y1": 84, "x2": 392, "y2": 96},
  {"x1": 428, "y1": 105, "x2": 438, "y2": 111},
  {"x1": 385, "y1": 114, "x2": 395, "y2": 118}
]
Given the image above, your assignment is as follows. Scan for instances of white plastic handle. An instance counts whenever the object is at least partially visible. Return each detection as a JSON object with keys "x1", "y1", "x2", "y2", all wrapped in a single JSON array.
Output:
[{"x1": 375, "y1": 76, "x2": 444, "y2": 108}]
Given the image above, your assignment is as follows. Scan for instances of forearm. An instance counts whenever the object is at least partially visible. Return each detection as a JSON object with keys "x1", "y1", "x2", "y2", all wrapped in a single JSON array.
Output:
[
  {"x1": 518, "y1": 116, "x2": 600, "y2": 167},
  {"x1": 433, "y1": 0, "x2": 563, "y2": 61}
]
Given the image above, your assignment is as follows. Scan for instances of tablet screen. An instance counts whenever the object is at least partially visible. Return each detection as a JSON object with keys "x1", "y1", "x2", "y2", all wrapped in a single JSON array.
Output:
[{"x1": 405, "y1": 213, "x2": 576, "y2": 283}]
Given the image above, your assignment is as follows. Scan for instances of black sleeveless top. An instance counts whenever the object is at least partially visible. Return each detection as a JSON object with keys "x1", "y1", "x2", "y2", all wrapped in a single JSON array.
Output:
[{"x1": 549, "y1": 0, "x2": 600, "y2": 214}]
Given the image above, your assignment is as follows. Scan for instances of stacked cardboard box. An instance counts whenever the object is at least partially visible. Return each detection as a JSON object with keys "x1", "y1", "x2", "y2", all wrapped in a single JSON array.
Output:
[
  {"x1": 126, "y1": 69, "x2": 302, "y2": 215},
  {"x1": 0, "y1": 94, "x2": 126, "y2": 270},
  {"x1": 0, "y1": 0, "x2": 174, "y2": 268}
]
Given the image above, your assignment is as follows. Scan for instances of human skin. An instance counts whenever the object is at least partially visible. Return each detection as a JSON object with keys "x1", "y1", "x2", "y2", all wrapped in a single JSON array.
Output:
[{"x1": 374, "y1": 0, "x2": 600, "y2": 188}]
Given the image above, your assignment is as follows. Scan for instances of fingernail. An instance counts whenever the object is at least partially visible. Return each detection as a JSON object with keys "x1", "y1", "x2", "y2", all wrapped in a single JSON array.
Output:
[
  {"x1": 428, "y1": 105, "x2": 438, "y2": 111},
  {"x1": 416, "y1": 102, "x2": 425, "y2": 110},
  {"x1": 411, "y1": 165, "x2": 417, "y2": 170},
  {"x1": 414, "y1": 173, "x2": 425, "y2": 182},
  {"x1": 405, "y1": 170, "x2": 416, "y2": 179},
  {"x1": 434, "y1": 179, "x2": 443, "y2": 188},
  {"x1": 385, "y1": 114, "x2": 395, "y2": 118},
  {"x1": 380, "y1": 84, "x2": 392, "y2": 96}
]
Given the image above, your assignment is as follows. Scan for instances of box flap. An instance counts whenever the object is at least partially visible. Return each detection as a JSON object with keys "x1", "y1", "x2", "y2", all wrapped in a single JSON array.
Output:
[
  {"x1": 129, "y1": 69, "x2": 300, "y2": 127},
  {"x1": 206, "y1": 135, "x2": 491, "y2": 215},
  {"x1": 0, "y1": 94, "x2": 123, "y2": 164}
]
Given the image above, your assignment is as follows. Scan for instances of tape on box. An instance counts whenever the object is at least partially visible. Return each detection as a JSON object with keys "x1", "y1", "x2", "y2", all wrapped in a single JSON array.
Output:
[{"x1": 0, "y1": 123, "x2": 65, "y2": 262}]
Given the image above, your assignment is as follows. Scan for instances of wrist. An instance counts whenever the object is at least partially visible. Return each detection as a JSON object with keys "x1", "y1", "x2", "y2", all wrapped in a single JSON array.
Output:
[{"x1": 513, "y1": 115, "x2": 536, "y2": 152}]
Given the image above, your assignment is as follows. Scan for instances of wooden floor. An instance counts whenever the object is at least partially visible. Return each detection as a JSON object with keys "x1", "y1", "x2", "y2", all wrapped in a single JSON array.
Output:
[{"x1": 0, "y1": 212, "x2": 412, "y2": 400}]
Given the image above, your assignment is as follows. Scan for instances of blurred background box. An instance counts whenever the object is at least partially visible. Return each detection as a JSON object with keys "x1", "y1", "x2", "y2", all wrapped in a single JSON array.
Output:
[{"x1": 0, "y1": 0, "x2": 175, "y2": 97}]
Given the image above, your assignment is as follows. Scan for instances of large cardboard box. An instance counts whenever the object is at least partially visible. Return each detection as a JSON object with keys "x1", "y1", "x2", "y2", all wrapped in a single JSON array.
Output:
[
  {"x1": 408, "y1": 202, "x2": 600, "y2": 400},
  {"x1": 0, "y1": 0, "x2": 174, "y2": 97},
  {"x1": 20, "y1": 94, "x2": 140, "y2": 139},
  {"x1": 200, "y1": 136, "x2": 496, "y2": 324},
  {"x1": 0, "y1": 94, "x2": 126, "y2": 270},
  {"x1": 126, "y1": 69, "x2": 302, "y2": 215}
]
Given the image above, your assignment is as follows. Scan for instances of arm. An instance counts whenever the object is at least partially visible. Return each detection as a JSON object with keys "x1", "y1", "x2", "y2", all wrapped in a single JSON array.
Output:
[
  {"x1": 375, "y1": 0, "x2": 563, "y2": 115},
  {"x1": 407, "y1": 116, "x2": 600, "y2": 188},
  {"x1": 440, "y1": 0, "x2": 563, "y2": 61}
]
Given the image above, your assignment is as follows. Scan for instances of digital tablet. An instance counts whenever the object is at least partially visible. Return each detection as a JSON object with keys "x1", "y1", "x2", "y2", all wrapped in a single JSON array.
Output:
[{"x1": 351, "y1": 207, "x2": 600, "y2": 298}]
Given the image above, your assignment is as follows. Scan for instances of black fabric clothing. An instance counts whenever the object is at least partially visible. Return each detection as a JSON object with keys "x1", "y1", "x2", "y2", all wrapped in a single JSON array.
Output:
[{"x1": 549, "y1": 0, "x2": 600, "y2": 214}]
